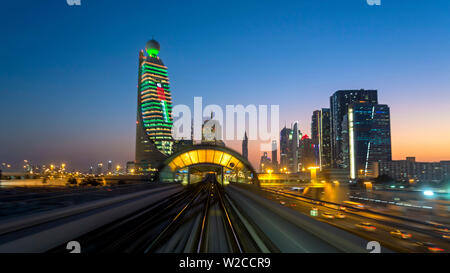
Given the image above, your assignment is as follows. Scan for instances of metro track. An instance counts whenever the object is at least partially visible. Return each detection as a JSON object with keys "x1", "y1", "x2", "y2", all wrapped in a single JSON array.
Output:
[{"x1": 48, "y1": 176, "x2": 277, "y2": 253}]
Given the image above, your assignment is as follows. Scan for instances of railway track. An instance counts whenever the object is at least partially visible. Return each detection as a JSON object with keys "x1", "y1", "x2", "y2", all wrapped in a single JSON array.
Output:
[{"x1": 49, "y1": 175, "x2": 277, "y2": 253}]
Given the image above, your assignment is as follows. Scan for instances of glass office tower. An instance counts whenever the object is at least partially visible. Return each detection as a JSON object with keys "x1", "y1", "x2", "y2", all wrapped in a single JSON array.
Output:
[
  {"x1": 348, "y1": 103, "x2": 392, "y2": 179},
  {"x1": 319, "y1": 108, "x2": 332, "y2": 170},
  {"x1": 330, "y1": 89, "x2": 378, "y2": 168}
]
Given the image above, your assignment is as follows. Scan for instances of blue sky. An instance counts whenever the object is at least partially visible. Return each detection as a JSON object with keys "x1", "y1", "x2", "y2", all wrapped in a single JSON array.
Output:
[{"x1": 1, "y1": 0, "x2": 450, "y2": 170}]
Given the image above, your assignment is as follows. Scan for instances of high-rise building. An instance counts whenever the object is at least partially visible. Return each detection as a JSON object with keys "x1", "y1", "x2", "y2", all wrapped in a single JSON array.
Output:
[
  {"x1": 299, "y1": 135, "x2": 316, "y2": 171},
  {"x1": 107, "y1": 160, "x2": 112, "y2": 174},
  {"x1": 348, "y1": 103, "x2": 392, "y2": 179},
  {"x1": 271, "y1": 139, "x2": 278, "y2": 168},
  {"x1": 291, "y1": 122, "x2": 300, "y2": 172},
  {"x1": 135, "y1": 39, "x2": 174, "y2": 173},
  {"x1": 96, "y1": 163, "x2": 103, "y2": 175},
  {"x1": 202, "y1": 113, "x2": 225, "y2": 146},
  {"x1": 260, "y1": 152, "x2": 272, "y2": 173},
  {"x1": 280, "y1": 123, "x2": 300, "y2": 173},
  {"x1": 319, "y1": 108, "x2": 332, "y2": 170},
  {"x1": 280, "y1": 126, "x2": 292, "y2": 170},
  {"x1": 330, "y1": 89, "x2": 378, "y2": 168},
  {"x1": 311, "y1": 110, "x2": 321, "y2": 169},
  {"x1": 242, "y1": 132, "x2": 248, "y2": 160},
  {"x1": 311, "y1": 110, "x2": 320, "y2": 143}
]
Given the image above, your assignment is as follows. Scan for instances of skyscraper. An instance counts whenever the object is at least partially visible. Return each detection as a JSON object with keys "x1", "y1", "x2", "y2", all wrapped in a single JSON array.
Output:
[
  {"x1": 319, "y1": 108, "x2": 332, "y2": 170},
  {"x1": 271, "y1": 140, "x2": 278, "y2": 169},
  {"x1": 311, "y1": 110, "x2": 321, "y2": 168},
  {"x1": 330, "y1": 89, "x2": 378, "y2": 168},
  {"x1": 96, "y1": 163, "x2": 103, "y2": 175},
  {"x1": 259, "y1": 152, "x2": 272, "y2": 173},
  {"x1": 202, "y1": 113, "x2": 225, "y2": 146},
  {"x1": 242, "y1": 132, "x2": 248, "y2": 160},
  {"x1": 348, "y1": 103, "x2": 392, "y2": 179},
  {"x1": 280, "y1": 126, "x2": 291, "y2": 170},
  {"x1": 280, "y1": 123, "x2": 300, "y2": 173},
  {"x1": 311, "y1": 110, "x2": 320, "y2": 143},
  {"x1": 291, "y1": 121, "x2": 300, "y2": 172},
  {"x1": 135, "y1": 39, "x2": 174, "y2": 173},
  {"x1": 107, "y1": 160, "x2": 112, "y2": 174},
  {"x1": 299, "y1": 135, "x2": 316, "y2": 171}
]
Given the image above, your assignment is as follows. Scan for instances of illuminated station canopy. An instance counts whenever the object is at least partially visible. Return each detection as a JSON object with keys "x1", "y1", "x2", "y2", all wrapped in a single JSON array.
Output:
[{"x1": 159, "y1": 145, "x2": 259, "y2": 186}]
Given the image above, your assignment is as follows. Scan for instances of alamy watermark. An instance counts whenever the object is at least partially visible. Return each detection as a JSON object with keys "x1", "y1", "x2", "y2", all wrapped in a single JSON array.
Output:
[
  {"x1": 66, "y1": 0, "x2": 81, "y2": 6},
  {"x1": 366, "y1": 0, "x2": 381, "y2": 6},
  {"x1": 172, "y1": 97, "x2": 279, "y2": 151}
]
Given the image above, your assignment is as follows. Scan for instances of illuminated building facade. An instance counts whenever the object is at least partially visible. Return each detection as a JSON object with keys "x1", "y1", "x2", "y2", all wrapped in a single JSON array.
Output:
[
  {"x1": 348, "y1": 103, "x2": 392, "y2": 179},
  {"x1": 260, "y1": 152, "x2": 272, "y2": 173},
  {"x1": 291, "y1": 122, "x2": 300, "y2": 172},
  {"x1": 330, "y1": 89, "x2": 378, "y2": 168},
  {"x1": 379, "y1": 157, "x2": 450, "y2": 183},
  {"x1": 319, "y1": 108, "x2": 332, "y2": 170},
  {"x1": 279, "y1": 123, "x2": 301, "y2": 173},
  {"x1": 311, "y1": 110, "x2": 320, "y2": 143},
  {"x1": 311, "y1": 110, "x2": 321, "y2": 168},
  {"x1": 135, "y1": 39, "x2": 174, "y2": 172},
  {"x1": 280, "y1": 126, "x2": 291, "y2": 169},
  {"x1": 299, "y1": 135, "x2": 316, "y2": 171}
]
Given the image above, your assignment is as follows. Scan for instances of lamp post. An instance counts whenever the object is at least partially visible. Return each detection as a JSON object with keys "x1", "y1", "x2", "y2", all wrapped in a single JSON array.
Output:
[
  {"x1": 308, "y1": 166, "x2": 320, "y2": 185},
  {"x1": 280, "y1": 167, "x2": 288, "y2": 182}
]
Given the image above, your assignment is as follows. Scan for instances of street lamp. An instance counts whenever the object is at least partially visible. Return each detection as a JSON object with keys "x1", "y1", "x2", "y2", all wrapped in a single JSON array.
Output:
[
  {"x1": 281, "y1": 167, "x2": 288, "y2": 182},
  {"x1": 307, "y1": 166, "x2": 320, "y2": 184}
]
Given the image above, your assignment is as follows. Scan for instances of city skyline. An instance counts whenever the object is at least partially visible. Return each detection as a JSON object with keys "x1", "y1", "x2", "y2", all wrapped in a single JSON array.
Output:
[{"x1": 2, "y1": 1, "x2": 450, "y2": 171}]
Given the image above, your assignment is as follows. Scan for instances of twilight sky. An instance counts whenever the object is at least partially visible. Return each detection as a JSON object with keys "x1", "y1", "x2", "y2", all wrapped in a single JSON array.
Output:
[{"x1": 1, "y1": 0, "x2": 450, "y2": 171}]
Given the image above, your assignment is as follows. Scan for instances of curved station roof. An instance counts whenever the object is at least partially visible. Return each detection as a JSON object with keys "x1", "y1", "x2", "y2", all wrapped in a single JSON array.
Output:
[{"x1": 160, "y1": 145, "x2": 259, "y2": 185}]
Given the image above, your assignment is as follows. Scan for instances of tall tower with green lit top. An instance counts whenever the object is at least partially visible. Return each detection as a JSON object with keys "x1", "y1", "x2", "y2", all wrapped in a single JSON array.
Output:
[{"x1": 135, "y1": 39, "x2": 173, "y2": 173}]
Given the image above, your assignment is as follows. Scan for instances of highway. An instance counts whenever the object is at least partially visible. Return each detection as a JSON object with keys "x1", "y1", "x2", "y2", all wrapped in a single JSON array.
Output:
[
  {"x1": 0, "y1": 182, "x2": 165, "y2": 219},
  {"x1": 0, "y1": 179, "x2": 394, "y2": 253},
  {"x1": 262, "y1": 187, "x2": 450, "y2": 253},
  {"x1": 47, "y1": 175, "x2": 370, "y2": 253}
]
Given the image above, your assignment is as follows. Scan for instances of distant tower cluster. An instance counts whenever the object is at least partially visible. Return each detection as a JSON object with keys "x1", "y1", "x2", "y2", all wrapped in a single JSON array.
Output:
[
  {"x1": 268, "y1": 89, "x2": 392, "y2": 182},
  {"x1": 314, "y1": 89, "x2": 392, "y2": 180}
]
